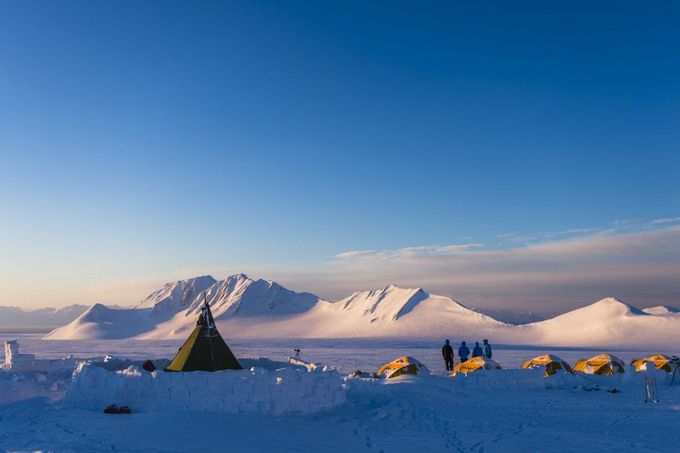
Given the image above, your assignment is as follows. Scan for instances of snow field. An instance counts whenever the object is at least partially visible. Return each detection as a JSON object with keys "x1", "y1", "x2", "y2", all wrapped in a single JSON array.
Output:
[{"x1": 65, "y1": 361, "x2": 346, "y2": 415}]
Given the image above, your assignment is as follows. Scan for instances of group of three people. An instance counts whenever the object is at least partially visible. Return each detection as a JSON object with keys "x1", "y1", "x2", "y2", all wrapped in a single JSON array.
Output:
[{"x1": 441, "y1": 339, "x2": 492, "y2": 371}]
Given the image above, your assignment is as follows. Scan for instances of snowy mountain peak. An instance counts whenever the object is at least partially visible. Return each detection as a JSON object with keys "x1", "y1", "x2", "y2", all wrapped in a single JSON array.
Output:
[
  {"x1": 136, "y1": 275, "x2": 217, "y2": 318},
  {"x1": 586, "y1": 297, "x2": 647, "y2": 316},
  {"x1": 76, "y1": 303, "x2": 115, "y2": 322},
  {"x1": 338, "y1": 285, "x2": 431, "y2": 322},
  {"x1": 528, "y1": 297, "x2": 648, "y2": 331},
  {"x1": 186, "y1": 274, "x2": 320, "y2": 318}
]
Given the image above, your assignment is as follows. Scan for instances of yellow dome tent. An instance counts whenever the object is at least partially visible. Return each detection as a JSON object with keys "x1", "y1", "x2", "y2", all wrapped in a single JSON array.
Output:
[
  {"x1": 520, "y1": 354, "x2": 572, "y2": 377},
  {"x1": 450, "y1": 356, "x2": 501, "y2": 376},
  {"x1": 572, "y1": 354, "x2": 625, "y2": 376},
  {"x1": 631, "y1": 354, "x2": 673, "y2": 372},
  {"x1": 376, "y1": 356, "x2": 427, "y2": 379}
]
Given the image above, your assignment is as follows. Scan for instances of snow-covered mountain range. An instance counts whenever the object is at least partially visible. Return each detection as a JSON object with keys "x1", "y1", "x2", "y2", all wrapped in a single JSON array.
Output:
[
  {"x1": 44, "y1": 274, "x2": 680, "y2": 348},
  {"x1": 0, "y1": 305, "x2": 88, "y2": 328}
]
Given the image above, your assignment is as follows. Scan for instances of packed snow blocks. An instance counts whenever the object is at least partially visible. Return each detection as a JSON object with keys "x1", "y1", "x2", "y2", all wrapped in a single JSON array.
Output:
[{"x1": 65, "y1": 362, "x2": 346, "y2": 415}]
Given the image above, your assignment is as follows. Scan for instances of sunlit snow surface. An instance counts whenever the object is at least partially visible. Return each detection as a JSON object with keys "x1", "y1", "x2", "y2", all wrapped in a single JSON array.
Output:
[{"x1": 1, "y1": 335, "x2": 680, "y2": 452}]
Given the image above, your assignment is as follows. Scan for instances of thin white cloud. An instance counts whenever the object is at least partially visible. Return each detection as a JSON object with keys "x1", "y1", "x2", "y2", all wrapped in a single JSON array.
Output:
[
  {"x1": 335, "y1": 243, "x2": 483, "y2": 260},
  {"x1": 494, "y1": 217, "x2": 680, "y2": 245},
  {"x1": 651, "y1": 216, "x2": 680, "y2": 225},
  {"x1": 328, "y1": 226, "x2": 680, "y2": 312}
]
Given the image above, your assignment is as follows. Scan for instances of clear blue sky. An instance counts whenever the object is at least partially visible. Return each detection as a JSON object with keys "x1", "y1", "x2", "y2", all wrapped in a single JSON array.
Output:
[{"x1": 1, "y1": 1, "x2": 679, "y2": 309}]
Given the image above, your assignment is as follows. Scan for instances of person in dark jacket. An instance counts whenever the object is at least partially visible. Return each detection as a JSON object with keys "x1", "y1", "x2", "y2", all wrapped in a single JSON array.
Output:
[
  {"x1": 472, "y1": 342, "x2": 483, "y2": 357},
  {"x1": 442, "y1": 339, "x2": 454, "y2": 371},
  {"x1": 483, "y1": 339, "x2": 492, "y2": 358},
  {"x1": 458, "y1": 341, "x2": 470, "y2": 362}
]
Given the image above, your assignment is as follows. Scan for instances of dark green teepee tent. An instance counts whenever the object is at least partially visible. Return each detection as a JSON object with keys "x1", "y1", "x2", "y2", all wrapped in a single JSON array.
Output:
[{"x1": 165, "y1": 296, "x2": 242, "y2": 372}]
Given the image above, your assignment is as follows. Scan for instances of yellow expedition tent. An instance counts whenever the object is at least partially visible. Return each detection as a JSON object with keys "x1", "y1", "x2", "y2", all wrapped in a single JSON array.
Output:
[
  {"x1": 450, "y1": 356, "x2": 501, "y2": 376},
  {"x1": 376, "y1": 356, "x2": 427, "y2": 379},
  {"x1": 572, "y1": 354, "x2": 625, "y2": 376},
  {"x1": 520, "y1": 354, "x2": 572, "y2": 377},
  {"x1": 631, "y1": 354, "x2": 673, "y2": 372}
]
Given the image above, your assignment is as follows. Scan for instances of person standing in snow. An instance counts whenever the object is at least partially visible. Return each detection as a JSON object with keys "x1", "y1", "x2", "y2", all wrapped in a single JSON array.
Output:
[
  {"x1": 442, "y1": 339, "x2": 454, "y2": 371},
  {"x1": 458, "y1": 341, "x2": 470, "y2": 362},
  {"x1": 472, "y1": 342, "x2": 483, "y2": 357},
  {"x1": 482, "y1": 339, "x2": 492, "y2": 358}
]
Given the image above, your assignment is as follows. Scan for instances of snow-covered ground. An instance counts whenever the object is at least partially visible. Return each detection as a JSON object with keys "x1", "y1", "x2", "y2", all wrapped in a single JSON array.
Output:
[{"x1": 1, "y1": 335, "x2": 680, "y2": 452}]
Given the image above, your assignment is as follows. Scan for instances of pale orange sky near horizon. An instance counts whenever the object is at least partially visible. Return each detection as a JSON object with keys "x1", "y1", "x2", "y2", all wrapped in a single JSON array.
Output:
[{"x1": 3, "y1": 221, "x2": 679, "y2": 314}]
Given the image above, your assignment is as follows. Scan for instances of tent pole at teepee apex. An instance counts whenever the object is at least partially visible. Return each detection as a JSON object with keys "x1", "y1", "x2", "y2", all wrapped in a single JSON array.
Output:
[{"x1": 204, "y1": 292, "x2": 217, "y2": 372}]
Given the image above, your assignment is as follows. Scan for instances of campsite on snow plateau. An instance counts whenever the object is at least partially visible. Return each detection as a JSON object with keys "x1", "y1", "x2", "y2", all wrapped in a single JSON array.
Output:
[
  {"x1": 2, "y1": 274, "x2": 680, "y2": 451},
  {"x1": 2, "y1": 1, "x2": 680, "y2": 452}
]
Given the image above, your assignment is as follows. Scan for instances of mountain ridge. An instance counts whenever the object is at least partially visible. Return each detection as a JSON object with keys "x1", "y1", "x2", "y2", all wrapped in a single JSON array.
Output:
[{"x1": 43, "y1": 274, "x2": 680, "y2": 347}]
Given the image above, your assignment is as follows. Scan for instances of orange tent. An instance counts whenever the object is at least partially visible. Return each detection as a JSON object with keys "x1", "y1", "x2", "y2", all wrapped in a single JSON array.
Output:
[
  {"x1": 520, "y1": 354, "x2": 572, "y2": 377},
  {"x1": 572, "y1": 354, "x2": 625, "y2": 375},
  {"x1": 450, "y1": 356, "x2": 501, "y2": 376},
  {"x1": 631, "y1": 354, "x2": 673, "y2": 372}
]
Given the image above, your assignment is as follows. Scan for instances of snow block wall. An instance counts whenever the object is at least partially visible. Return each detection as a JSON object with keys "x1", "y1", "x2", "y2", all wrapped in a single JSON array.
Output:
[
  {"x1": 2, "y1": 340, "x2": 77, "y2": 372},
  {"x1": 0, "y1": 370, "x2": 72, "y2": 404},
  {"x1": 65, "y1": 362, "x2": 346, "y2": 415},
  {"x1": 450, "y1": 368, "x2": 547, "y2": 390}
]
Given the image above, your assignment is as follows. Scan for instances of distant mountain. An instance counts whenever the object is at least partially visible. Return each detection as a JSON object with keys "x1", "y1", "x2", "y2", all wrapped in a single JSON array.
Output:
[
  {"x1": 474, "y1": 308, "x2": 550, "y2": 325},
  {"x1": 47, "y1": 274, "x2": 508, "y2": 340},
  {"x1": 44, "y1": 276, "x2": 680, "y2": 348},
  {"x1": 0, "y1": 304, "x2": 88, "y2": 328},
  {"x1": 190, "y1": 273, "x2": 319, "y2": 317},
  {"x1": 642, "y1": 305, "x2": 680, "y2": 315},
  {"x1": 45, "y1": 303, "x2": 153, "y2": 340},
  {"x1": 135, "y1": 275, "x2": 217, "y2": 319},
  {"x1": 519, "y1": 297, "x2": 680, "y2": 347}
]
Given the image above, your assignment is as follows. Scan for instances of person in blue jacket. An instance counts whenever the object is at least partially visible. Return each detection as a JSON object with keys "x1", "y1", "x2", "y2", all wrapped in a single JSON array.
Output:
[
  {"x1": 472, "y1": 342, "x2": 483, "y2": 357},
  {"x1": 483, "y1": 339, "x2": 492, "y2": 358},
  {"x1": 458, "y1": 341, "x2": 470, "y2": 362}
]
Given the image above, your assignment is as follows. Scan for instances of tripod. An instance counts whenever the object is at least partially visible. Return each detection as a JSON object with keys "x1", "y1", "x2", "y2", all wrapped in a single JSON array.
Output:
[{"x1": 671, "y1": 356, "x2": 680, "y2": 386}]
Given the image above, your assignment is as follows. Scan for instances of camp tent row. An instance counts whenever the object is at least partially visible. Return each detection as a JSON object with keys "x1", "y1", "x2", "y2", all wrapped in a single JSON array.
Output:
[{"x1": 375, "y1": 353, "x2": 678, "y2": 379}]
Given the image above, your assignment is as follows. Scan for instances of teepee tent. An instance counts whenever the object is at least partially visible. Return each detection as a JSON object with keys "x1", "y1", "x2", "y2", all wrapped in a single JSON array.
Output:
[{"x1": 165, "y1": 297, "x2": 242, "y2": 372}]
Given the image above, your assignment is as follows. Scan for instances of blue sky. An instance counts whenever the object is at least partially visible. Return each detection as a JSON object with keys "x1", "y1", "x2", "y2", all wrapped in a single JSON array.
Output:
[{"x1": 1, "y1": 1, "x2": 679, "y2": 310}]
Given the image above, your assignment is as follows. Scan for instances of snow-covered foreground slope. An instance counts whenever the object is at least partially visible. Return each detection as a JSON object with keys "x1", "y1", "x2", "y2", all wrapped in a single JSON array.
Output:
[{"x1": 46, "y1": 274, "x2": 680, "y2": 348}]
